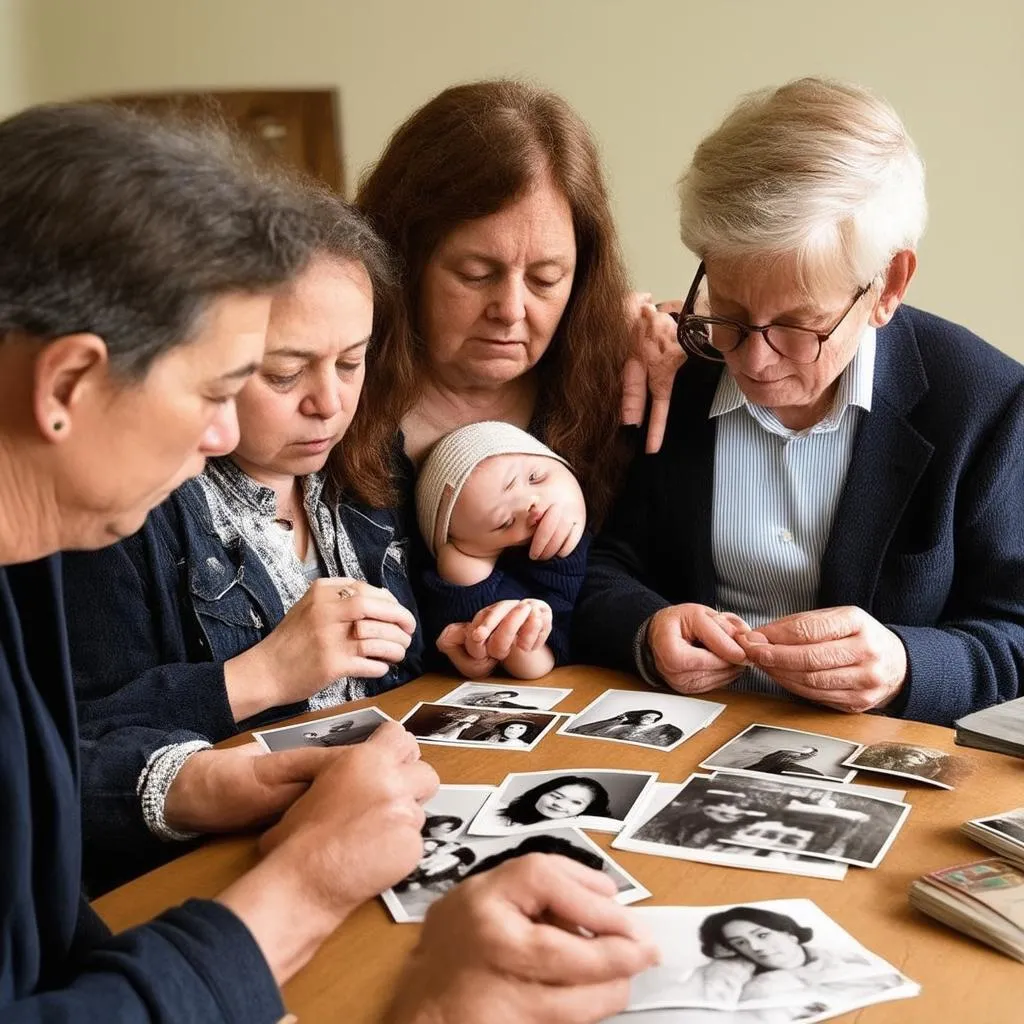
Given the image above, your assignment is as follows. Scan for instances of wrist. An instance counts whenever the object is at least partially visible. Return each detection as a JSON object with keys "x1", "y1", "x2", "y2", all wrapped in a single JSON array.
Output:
[
  {"x1": 225, "y1": 644, "x2": 279, "y2": 721},
  {"x1": 503, "y1": 644, "x2": 555, "y2": 679},
  {"x1": 142, "y1": 741, "x2": 213, "y2": 838},
  {"x1": 217, "y1": 845, "x2": 349, "y2": 987}
]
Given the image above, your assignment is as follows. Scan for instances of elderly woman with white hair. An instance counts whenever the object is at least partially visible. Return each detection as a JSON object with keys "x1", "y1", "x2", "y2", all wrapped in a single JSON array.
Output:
[{"x1": 576, "y1": 77, "x2": 1024, "y2": 726}]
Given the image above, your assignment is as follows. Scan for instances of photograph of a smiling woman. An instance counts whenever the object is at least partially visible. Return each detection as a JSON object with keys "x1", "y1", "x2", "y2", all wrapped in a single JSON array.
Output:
[{"x1": 468, "y1": 769, "x2": 658, "y2": 836}]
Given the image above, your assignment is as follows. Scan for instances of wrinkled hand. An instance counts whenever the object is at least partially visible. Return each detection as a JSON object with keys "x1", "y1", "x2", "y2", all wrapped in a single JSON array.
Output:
[
  {"x1": 648, "y1": 603, "x2": 751, "y2": 694},
  {"x1": 622, "y1": 292, "x2": 687, "y2": 454},
  {"x1": 164, "y1": 742, "x2": 340, "y2": 835},
  {"x1": 382, "y1": 854, "x2": 661, "y2": 1024},
  {"x1": 225, "y1": 577, "x2": 417, "y2": 718},
  {"x1": 737, "y1": 606, "x2": 908, "y2": 713},
  {"x1": 258, "y1": 721, "x2": 439, "y2": 918}
]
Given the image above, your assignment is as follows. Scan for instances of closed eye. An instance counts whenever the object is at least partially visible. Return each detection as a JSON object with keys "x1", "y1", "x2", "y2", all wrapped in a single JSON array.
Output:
[{"x1": 528, "y1": 470, "x2": 546, "y2": 484}]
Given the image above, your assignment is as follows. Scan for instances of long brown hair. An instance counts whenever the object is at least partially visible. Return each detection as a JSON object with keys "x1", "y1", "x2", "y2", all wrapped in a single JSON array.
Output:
[{"x1": 353, "y1": 79, "x2": 632, "y2": 523}]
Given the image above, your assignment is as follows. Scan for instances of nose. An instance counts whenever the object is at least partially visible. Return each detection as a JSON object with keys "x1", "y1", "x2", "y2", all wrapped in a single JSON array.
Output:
[
  {"x1": 199, "y1": 400, "x2": 241, "y2": 456},
  {"x1": 487, "y1": 274, "x2": 527, "y2": 326},
  {"x1": 737, "y1": 328, "x2": 782, "y2": 376},
  {"x1": 300, "y1": 369, "x2": 342, "y2": 420}
]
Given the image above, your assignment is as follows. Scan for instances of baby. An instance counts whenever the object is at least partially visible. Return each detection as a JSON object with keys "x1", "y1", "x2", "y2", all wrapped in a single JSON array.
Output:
[{"x1": 415, "y1": 421, "x2": 589, "y2": 679}]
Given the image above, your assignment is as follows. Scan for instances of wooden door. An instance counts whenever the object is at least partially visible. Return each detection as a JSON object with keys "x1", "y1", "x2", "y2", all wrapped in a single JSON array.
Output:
[{"x1": 102, "y1": 89, "x2": 343, "y2": 192}]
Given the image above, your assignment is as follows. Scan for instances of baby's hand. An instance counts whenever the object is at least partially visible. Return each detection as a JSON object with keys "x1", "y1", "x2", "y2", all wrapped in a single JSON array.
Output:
[
  {"x1": 436, "y1": 543, "x2": 498, "y2": 586},
  {"x1": 465, "y1": 599, "x2": 553, "y2": 660},
  {"x1": 528, "y1": 503, "x2": 584, "y2": 561}
]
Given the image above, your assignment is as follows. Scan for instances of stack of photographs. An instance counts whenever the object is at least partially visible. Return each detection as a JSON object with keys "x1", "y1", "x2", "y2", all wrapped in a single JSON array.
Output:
[
  {"x1": 558, "y1": 689, "x2": 726, "y2": 752},
  {"x1": 381, "y1": 783, "x2": 650, "y2": 923},
  {"x1": 614, "y1": 772, "x2": 910, "y2": 879},
  {"x1": 611, "y1": 899, "x2": 919, "y2": 1022},
  {"x1": 962, "y1": 806, "x2": 1024, "y2": 868}
]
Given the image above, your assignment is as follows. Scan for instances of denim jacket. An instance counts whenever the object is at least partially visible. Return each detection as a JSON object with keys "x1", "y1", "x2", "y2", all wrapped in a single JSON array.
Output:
[{"x1": 63, "y1": 475, "x2": 422, "y2": 892}]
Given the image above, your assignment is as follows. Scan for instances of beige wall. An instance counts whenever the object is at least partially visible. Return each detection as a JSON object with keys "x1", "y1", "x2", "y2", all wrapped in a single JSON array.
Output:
[
  {"x1": 14, "y1": 0, "x2": 1024, "y2": 357},
  {"x1": 0, "y1": 0, "x2": 26, "y2": 116}
]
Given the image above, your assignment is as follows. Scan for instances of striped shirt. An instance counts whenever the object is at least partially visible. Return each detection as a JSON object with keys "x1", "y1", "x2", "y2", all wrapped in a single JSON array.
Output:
[{"x1": 710, "y1": 328, "x2": 876, "y2": 696}]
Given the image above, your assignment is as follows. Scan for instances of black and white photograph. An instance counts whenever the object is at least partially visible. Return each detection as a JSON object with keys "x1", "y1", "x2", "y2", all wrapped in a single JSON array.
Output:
[
  {"x1": 843, "y1": 741, "x2": 972, "y2": 790},
  {"x1": 467, "y1": 768, "x2": 658, "y2": 837},
  {"x1": 613, "y1": 782, "x2": 848, "y2": 881},
  {"x1": 558, "y1": 689, "x2": 725, "y2": 752},
  {"x1": 400, "y1": 701, "x2": 564, "y2": 751},
  {"x1": 435, "y1": 680, "x2": 573, "y2": 711},
  {"x1": 700, "y1": 724, "x2": 862, "y2": 783},
  {"x1": 624, "y1": 899, "x2": 919, "y2": 1015},
  {"x1": 421, "y1": 785, "x2": 496, "y2": 841},
  {"x1": 617, "y1": 773, "x2": 909, "y2": 870},
  {"x1": 252, "y1": 706, "x2": 390, "y2": 752},
  {"x1": 380, "y1": 826, "x2": 650, "y2": 923},
  {"x1": 971, "y1": 807, "x2": 1024, "y2": 845}
]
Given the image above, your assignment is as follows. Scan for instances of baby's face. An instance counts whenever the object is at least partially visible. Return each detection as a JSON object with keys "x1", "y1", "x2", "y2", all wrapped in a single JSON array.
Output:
[{"x1": 448, "y1": 453, "x2": 585, "y2": 557}]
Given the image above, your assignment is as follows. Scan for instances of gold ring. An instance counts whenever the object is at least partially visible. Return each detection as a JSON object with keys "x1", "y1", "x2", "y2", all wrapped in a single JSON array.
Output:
[{"x1": 338, "y1": 585, "x2": 356, "y2": 600}]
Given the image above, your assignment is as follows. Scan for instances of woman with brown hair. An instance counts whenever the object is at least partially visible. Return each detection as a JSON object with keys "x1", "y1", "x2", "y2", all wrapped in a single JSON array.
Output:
[{"x1": 353, "y1": 79, "x2": 671, "y2": 674}]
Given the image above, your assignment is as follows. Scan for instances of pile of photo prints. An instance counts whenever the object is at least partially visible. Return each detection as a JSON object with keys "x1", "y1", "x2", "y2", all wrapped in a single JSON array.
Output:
[{"x1": 251, "y1": 683, "x2": 938, "y2": 1015}]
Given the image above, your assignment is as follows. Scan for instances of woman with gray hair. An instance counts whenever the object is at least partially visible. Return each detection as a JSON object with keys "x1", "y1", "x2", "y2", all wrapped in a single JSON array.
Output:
[{"x1": 577, "y1": 77, "x2": 1024, "y2": 726}]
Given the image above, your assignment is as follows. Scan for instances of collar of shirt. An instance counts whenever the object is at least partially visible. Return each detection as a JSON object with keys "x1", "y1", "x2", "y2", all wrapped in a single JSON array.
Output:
[
  {"x1": 203, "y1": 456, "x2": 325, "y2": 518},
  {"x1": 708, "y1": 326, "x2": 876, "y2": 439}
]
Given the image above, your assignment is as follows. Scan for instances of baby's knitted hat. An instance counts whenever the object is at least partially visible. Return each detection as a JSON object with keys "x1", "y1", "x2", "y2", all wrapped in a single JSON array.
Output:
[{"x1": 415, "y1": 421, "x2": 569, "y2": 555}]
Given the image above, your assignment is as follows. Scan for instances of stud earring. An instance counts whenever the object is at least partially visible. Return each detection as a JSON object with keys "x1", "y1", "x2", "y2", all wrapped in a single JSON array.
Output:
[{"x1": 52, "y1": 420, "x2": 65, "y2": 432}]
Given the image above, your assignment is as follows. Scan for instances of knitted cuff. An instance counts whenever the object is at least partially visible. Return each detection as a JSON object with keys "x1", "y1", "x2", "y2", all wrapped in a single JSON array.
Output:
[
  {"x1": 137, "y1": 740, "x2": 213, "y2": 842},
  {"x1": 633, "y1": 615, "x2": 667, "y2": 689}
]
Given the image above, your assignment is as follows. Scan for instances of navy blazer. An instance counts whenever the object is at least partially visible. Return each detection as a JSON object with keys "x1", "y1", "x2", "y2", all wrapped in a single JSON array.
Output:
[
  {"x1": 0, "y1": 557, "x2": 283, "y2": 1021},
  {"x1": 574, "y1": 305, "x2": 1024, "y2": 726}
]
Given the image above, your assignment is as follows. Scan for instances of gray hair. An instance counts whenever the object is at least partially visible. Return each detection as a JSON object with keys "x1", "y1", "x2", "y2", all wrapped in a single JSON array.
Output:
[
  {"x1": 0, "y1": 103, "x2": 321, "y2": 377},
  {"x1": 678, "y1": 77, "x2": 927, "y2": 293}
]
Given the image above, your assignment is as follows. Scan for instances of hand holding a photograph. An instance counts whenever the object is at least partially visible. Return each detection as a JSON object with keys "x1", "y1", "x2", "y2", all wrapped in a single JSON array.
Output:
[
  {"x1": 382, "y1": 854, "x2": 660, "y2": 1024},
  {"x1": 648, "y1": 604, "x2": 750, "y2": 694},
  {"x1": 224, "y1": 577, "x2": 417, "y2": 719},
  {"x1": 737, "y1": 606, "x2": 908, "y2": 713}
]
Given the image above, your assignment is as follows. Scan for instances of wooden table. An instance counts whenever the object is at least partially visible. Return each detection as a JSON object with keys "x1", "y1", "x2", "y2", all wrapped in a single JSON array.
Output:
[{"x1": 94, "y1": 668, "x2": 1024, "y2": 1022}]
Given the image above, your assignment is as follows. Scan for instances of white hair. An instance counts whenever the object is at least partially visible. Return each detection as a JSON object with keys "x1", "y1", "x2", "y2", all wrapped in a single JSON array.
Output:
[{"x1": 678, "y1": 77, "x2": 927, "y2": 293}]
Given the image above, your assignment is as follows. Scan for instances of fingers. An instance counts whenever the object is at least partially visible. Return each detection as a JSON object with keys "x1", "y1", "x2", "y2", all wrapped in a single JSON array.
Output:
[
  {"x1": 515, "y1": 602, "x2": 553, "y2": 652},
  {"x1": 436, "y1": 624, "x2": 498, "y2": 679},
  {"x1": 400, "y1": 757, "x2": 441, "y2": 803},
  {"x1": 365, "y1": 719, "x2": 422, "y2": 761},
  {"x1": 555, "y1": 518, "x2": 585, "y2": 559},
  {"x1": 529, "y1": 505, "x2": 571, "y2": 561},
  {"x1": 684, "y1": 606, "x2": 749, "y2": 663},
  {"x1": 620, "y1": 355, "x2": 648, "y2": 427},
  {"x1": 664, "y1": 665, "x2": 743, "y2": 694},
  {"x1": 740, "y1": 635, "x2": 862, "y2": 673},
  {"x1": 526, "y1": 979, "x2": 633, "y2": 1024},
  {"x1": 469, "y1": 601, "x2": 522, "y2": 646},
  {"x1": 751, "y1": 606, "x2": 862, "y2": 645},
  {"x1": 337, "y1": 594, "x2": 417, "y2": 634},
  {"x1": 350, "y1": 618, "x2": 414, "y2": 647},
  {"x1": 483, "y1": 603, "x2": 535, "y2": 660},
  {"x1": 644, "y1": 395, "x2": 671, "y2": 454}
]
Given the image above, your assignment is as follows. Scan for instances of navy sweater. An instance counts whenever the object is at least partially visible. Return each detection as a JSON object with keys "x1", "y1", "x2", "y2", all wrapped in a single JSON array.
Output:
[{"x1": 0, "y1": 556, "x2": 284, "y2": 1021}]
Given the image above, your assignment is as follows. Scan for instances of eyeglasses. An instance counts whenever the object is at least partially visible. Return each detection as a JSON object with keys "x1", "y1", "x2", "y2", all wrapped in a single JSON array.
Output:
[{"x1": 676, "y1": 261, "x2": 871, "y2": 365}]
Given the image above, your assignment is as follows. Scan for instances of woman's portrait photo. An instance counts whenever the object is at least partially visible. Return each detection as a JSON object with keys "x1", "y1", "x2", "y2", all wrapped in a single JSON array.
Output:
[
  {"x1": 626, "y1": 899, "x2": 917, "y2": 1015},
  {"x1": 700, "y1": 725, "x2": 863, "y2": 783},
  {"x1": 436, "y1": 681, "x2": 573, "y2": 711},
  {"x1": 559, "y1": 689, "x2": 724, "y2": 752},
  {"x1": 400, "y1": 701, "x2": 563, "y2": 751},
  {"x1": 467, "y1": 768, "x2": 657, "y2": 836},
  {"x1": 381, "y1": 827, "x2": 650, "y2": 924},
  {"x1": 843, "y1": 742, "x2": 972, "y2": 790},
  {"x1": 253, "y1": 706, "x2": 390, "y2": 752}
]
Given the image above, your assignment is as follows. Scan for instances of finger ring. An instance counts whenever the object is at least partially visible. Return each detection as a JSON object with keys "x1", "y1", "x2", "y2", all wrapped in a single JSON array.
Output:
[{"x1": 338, "y1": 585, "x2": 356, "y2": 600}]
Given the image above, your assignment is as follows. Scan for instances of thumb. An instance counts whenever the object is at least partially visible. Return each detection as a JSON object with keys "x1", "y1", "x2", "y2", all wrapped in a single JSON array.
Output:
[
  {"x1": 256, "y1": 744, "x2": 339, "y2": 785},
  {"x1": 364, "y1": 718, "x2": 421, "y2": 761}
]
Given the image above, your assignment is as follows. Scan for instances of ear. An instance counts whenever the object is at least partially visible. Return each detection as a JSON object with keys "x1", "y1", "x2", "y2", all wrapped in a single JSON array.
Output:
[
  {"x1": 868, "y1": 250, "x2": 917, "y2": 329},
  {"x1": 32, "y1": 333, "x2": 110, "y2": 442}
]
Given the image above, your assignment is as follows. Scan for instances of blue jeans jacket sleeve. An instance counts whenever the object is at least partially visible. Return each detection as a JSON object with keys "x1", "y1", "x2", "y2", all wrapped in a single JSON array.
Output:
[{"x1": 6, "y1": 901, "x2": 284, "y2": 1023}]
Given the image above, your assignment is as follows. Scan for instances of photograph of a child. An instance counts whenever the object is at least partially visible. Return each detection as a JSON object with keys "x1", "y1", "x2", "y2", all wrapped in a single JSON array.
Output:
[
  {"x1": 420, "y1": 785, "x2": 496, "y2": 841},
  {"x1": 843, "y1": 741, "x2": 972, "y2": 790},
  {"x1": 614, "y1": 783, "x2": 847, "y2": 880},
  {"x1": 436, "y1": 681, "x2": 572, "y2": 711},
  {"x1": 252, "y1": 706, "x2": 390, "y2": 752},
  {"x1": 626, "y1": 899, "x2": 918, "y2": 1015},
  {"x1": 400, "y1": 701, "x2": 563, "y2": 751},
  {"x1": 381, "y1": 827, "x2": 650, "y2": 923},
  {"x1": 415, "y1": 421, "x2": 590, "y2": 680},
  {"x1": 701, "y1": 725, "x2": 862, "y2": 783},
  {"x1": 619, "y1": 773, "x2": 908, "y2": 869},
  {"x1": 468, "y1": 769, "x2": 658, "y2": 837},
  {"x1": 560, "y1": 689, "x2": 724, "y2": 752}
]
